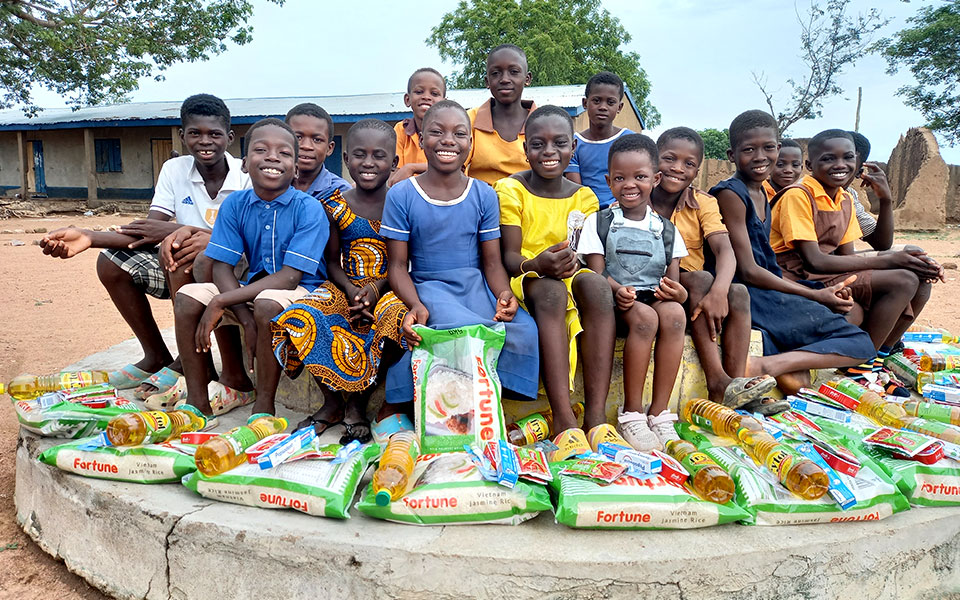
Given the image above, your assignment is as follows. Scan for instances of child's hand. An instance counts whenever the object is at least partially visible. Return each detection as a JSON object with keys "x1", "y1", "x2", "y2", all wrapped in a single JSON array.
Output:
[
  {"x1": 859, "y1": 162, "x2": 892, "y2": 201},
  {"x1": 535, "y1": 241, "x2": 579, "y2": 279},
  {"x1": 655, "y1": 277, "x2": 687, "y2": 304},
  {"x1": 401, "y1": 304, "x2": 429, "y2": 347},
  {"x1": 494, "y1": 290, "x2": 518, "y2": 322},
  {"x1": 349, "y1": 283, "x2": 378, "y2": 323},
  {"x1": 615, "y1": 285, "x2": 636, "y2": 311},
  {"x1": 162, "y1": 227, "x2": 209, "y2": 273},
  {"x1": 691, "y1": 289, "x2": 729, "y2": 342},
  {"x1": 815, "y1": 276, "x2": 856, "y2": 313},
  {"x1": 118, "y1": 219, "x2": 173, "y2": 248},
  {"x1": 40, "y1": 227, "x2": 91, "y2": 259},
  {"x1": 888, "y1": 250, "x2": 941, "y2": 280},
  {"x1": 195, "y1": 301, "x2": 226, "y2": 353},
  {"x1": 904, "y1": 249, "x2": 945, "y2": 283}
]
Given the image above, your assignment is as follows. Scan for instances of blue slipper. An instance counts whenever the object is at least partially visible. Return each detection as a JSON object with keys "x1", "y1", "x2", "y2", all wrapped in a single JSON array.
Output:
[
  {"x1": 371, "y1": 413, "x2": 413, "y2": 444},
  {"x1": 107, "y1": 364, "x2": 151, "y2": 390},
  {"x1": 134, "y1": 366, "x2": 182, "y2": 399}
]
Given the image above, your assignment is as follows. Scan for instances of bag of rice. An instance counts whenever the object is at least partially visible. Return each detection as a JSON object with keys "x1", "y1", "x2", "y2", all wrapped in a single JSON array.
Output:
[
  {"x1": 412, "y1": 325, "x2": 507, "y2": 453},
  {"x1": 679, "y1": 424, "x2": 908, "y2": 525},
  {"x1": 357, "y1": 451, "x2": 551, "y2": 525},
  {"x1": 549, "y1": 460, "x2": 749, "y2": 529},
  {"x1": 38, "y1": 436, "x2": 196, "y2": 483},
  {"x1": 16, "y1": 396, "x2": 140, "y2": 438},
  {"x1": 816, "y1": 419, "x2": 960, "y2": 507},
  {"x1": 183, "y1": 442, "x2": 379, "y2": 519}
]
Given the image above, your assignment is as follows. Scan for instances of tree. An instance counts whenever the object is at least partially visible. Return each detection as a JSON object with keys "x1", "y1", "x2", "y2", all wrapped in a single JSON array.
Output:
[
  {"x1": 698, "y1": 128, "x2": 729, "y2": 160},
  {"x1": 426, "y1": 0, "x2": 660, "y2": 127},
  {"x1": 751, "y1": 0, "x2": 887, "y2": 136},
  {"x1": 0, "y1": 0, "x2": 284, "y2": 115},
  {"x1": 881, "y1": 1, "x2": 960, "y2": 145}
]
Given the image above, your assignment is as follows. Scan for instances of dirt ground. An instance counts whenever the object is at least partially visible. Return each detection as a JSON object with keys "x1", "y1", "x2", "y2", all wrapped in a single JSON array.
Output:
[{"x1": 0, "y1": 214, "x2": 958, "y2": 598}]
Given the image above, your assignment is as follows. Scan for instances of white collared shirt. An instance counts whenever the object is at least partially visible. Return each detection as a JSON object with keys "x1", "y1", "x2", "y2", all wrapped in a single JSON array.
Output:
[{"x1": 149, "y1": 153, "x2": 250, "y2": 229}]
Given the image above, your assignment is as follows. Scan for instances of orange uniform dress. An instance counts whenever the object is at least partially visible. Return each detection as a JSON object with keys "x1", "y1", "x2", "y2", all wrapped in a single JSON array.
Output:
[
  {"x1": 394, "y1": 119, "x2": 427, "y2": 168},
  {"x1": 465, "y1": 99, "x2": 537, "y2": 185}
]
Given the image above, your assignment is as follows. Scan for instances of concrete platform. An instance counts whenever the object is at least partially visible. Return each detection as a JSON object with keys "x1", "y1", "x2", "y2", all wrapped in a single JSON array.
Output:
[{"x1": 13, "y1": 337, "x2": 960, "y2": 599}]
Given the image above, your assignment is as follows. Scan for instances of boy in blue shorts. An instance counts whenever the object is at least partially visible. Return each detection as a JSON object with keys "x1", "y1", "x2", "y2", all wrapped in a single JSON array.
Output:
[
  {"x1": 175, "y1": 118, "x2": 330, "y2": 418},
  {"x1": 564, "y1": 71, "x2": 633, "y2": 209},
  {"x1": 286, "y1": 103, "x2": 351, "y2": 201}
]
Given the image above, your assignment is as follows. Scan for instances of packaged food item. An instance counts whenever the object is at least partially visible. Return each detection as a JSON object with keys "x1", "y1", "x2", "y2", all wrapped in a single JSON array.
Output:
[
  {"x1": 482, "y1": 440, "x2": 551, "y2": 485},
  {"x1": 816, "y1": 383, "x2": 860, "y2": 411},
  {"x1": 357, "y1": 451, "x2": 551, "y2": 525},
  {"x1": 597, "y1": 442, "x2": 661, "y2": 478},
  {"x1": 485, "y1": 440, "x2": 519, "y2": 488},
  {"x1": 795, "y1": 443, "x2": 856, "y2": 510},
  {"x1": 411, "y1": 325, "x2": 507, "y2": 453},
  {"x1": 372, "y1": 431, "x2": 419, "y2": 506},
  {"x1": 892, "y1": 443, "x2": 945, "y2": 465},
  {"x1": 651, "y1": 450, "x2": 688, "y2": 485},
  {"x1": 106, "y1": 407, "x2": 206, "y2": 446},
  {"x1": 183, "y1": 443, "x2": 379, "y2": 519},
  {"x1": 513, "y1": 445, "x2": 552, "y2": 483},
  {"x1": 194, "y1": 414, "x2": 288, "y2": 477},
  {"x1": 549, "y1": 460, "x2": 749, "y2": 529},
  {"x1": 14, "y1": 395, "x2": 139, "y2": 438},
  {"x1": 560, "y1": 457, "x2": 626, "y2": 484},
  {"x1": 862, "y1": 427, "x2": 937, "y2": 457},
  {"x1": 181, "y1": 431, "x2": 219, "y2": 445},
  {"x1": 39, "y1": 436, "x2": 197, "y2": 483}
]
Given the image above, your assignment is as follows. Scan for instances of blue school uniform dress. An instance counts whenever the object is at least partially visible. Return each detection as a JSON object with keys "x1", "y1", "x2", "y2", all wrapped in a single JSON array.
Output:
[
  {"x1": 205, "y1": 186, "x2": 329, "y2": 289},
  {"x1": 707, "y1": 177, "x2": 874, "y2": 359},
  {"x1": 305, "y1": 165, "x2": 352, "y2": 201},
  {"x1": 564, "y1": 129, "x2": 633, "y2": 209},
  {"x1": 380, "y1": 177, "x2": 540, "y2": 402}
]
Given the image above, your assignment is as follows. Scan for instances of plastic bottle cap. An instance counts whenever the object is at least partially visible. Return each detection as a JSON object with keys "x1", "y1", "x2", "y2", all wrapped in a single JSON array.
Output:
[
  {"x1": 375, "y1": 490, "x2": 392, "y2": 507},
  {"x1": 0, "y1": 383, "x2": 5, "y2": 395}
]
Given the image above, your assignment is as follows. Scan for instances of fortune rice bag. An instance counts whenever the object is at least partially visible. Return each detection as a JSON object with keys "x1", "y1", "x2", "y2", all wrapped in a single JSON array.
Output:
[
  {"x1": 357, "y1": 451, "x2": 551, "y2": 525},
  {"x1": 183, "y1": 442, "x2": 379, "y2": 519},
  {"x1": 549, "y1": 460, "x2": 749, "y2": 529},
  {"x1": 412, "y1": 324, "x2": 507, "y2": 454},
  {"x1": 678, "y1": 423, "x2": 908, "y2": 525},
  {"x1": 15, "y1": 396, "x2": 139, "y2": 438},
  {"x1": 39, "y1": 436, "x2": 196, "y2": 483},
  {"x1": 816, "y1": 419, "x2": 960, "y2": 507}
]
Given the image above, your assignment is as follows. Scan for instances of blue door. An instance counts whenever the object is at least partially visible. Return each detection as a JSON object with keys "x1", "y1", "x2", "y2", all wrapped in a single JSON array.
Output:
[
  {"x1": 324, "y1": 135, "x2": 342, "y2": 176},
  {"x1": 31, "y1": 140, "x2": 46, "y2": 195}
]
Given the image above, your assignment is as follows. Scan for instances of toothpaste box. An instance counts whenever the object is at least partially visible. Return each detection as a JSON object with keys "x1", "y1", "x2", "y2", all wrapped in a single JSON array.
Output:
[
  {"x1": 796, "y1": 443, "x2": 856, "y2": 510},
  {"x1": 788, "y1": 398, "x2": 852, "y2": 423},
  {"x1": 923, "y1": 384, "x2": 960, "y2": 404},
  {"x1": 597, "y1": 442, "x2": 662, "y2": 477}
]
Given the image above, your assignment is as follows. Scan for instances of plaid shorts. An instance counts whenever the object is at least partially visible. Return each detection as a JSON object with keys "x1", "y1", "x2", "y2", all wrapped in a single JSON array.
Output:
[{"x1": 101, "y1": 248, "x2": 170, "y2": 299}]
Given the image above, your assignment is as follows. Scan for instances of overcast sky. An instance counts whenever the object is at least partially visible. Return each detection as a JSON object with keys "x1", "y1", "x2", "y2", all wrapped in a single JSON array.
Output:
[{"x1": 28, "y1": 0, "x2": 960, "y2": 164}]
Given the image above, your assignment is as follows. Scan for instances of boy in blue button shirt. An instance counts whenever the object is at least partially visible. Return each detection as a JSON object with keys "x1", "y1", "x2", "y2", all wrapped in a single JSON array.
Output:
[{"x1": 175, "y1": 118, "x2": 330, "y2": 418}]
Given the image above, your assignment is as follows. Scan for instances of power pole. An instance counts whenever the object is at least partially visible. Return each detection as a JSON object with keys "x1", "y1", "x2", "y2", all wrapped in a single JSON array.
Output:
[{"x1": 854, "y1": 87, "x2": 862, "y2": 132}]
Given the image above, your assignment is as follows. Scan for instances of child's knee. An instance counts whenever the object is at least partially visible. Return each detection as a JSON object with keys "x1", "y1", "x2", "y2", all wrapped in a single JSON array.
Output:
[
  {"x1": 890, "y1": 269, "x2": 920, "y2": 295},
  {"x1": 572, "y1": 272, "x2": 614, "y2": 310},
  {"x1": 190, "y1": 253, "x2": 213, "y2": 282},
  {"x1": 96, "y1": 253, "x2": 128, "y2": 286},
  {"x1": 527, "y1": 279, "x2": 568, "y2": 314},
  {"x1": 624, "y1": 304, "x2": 658, "y2": 339},
  {"x1": 728, "y1": 283, "x2": 750, "y2": 311},
  {"x1": 174, "y1": 289, "x2": 205, "y2": 319},
  {"x1": 658, "y1": 302, "x2": 687, "y2": 332},
  {"x1": 253, "y1": 298, "x2": 283, "y2": 324},
  {"x1": 681, "y1": 270, "x2": 713, "y2": 300}
]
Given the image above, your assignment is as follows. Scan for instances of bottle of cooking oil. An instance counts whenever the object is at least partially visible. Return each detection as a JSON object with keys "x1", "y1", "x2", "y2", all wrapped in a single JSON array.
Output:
[
  {"x1": 664, "y1": 439, "x2": 735, "y2": 504},
  {"x1": 829, "y1": 379, "x2": 907, "y2": 427},
  {"x1": 898, "y1": 416, "x2": 960, "y2": 445},
  {"x1": 902, "y1": 400, "x2": 960, "y2": 426},
  {"x1": 373, "y1": 431, "x2": 420, "y2": 506},
  {"x1": 919, "y1": 353, "x2": 960, "y2": 373},
  {"x1": 1, "y1": 371, "x2": 109, "y2": 400},
  {"x1": 746, "y1": 435, "x2": 829, "y2": 500},
  {"x1": 194, "y1": 414, "x2": 287, "y2": 477},
  {"x1": 106, "y1": 406, "x2": 206, "y2": 446},
  {"x1": 506, "y1": 402, "x2": 585, "y2": 446},
  {"x1": 678, "y1": 397, "x2": 746, "y2": 437}
]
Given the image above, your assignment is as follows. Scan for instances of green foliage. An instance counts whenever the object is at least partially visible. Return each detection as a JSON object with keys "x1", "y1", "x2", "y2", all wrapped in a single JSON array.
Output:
[
  {"x1": 881, "y1": 1, "x2": 960, "y2": 145},
  {"x1": 752, "y1": 0, "x2": 887, "y2": 135},
  {"x1": 426, "y1": 0, "x2": 660, "y2": 127},
  {"x1": 698, "y1": 128, "x2": 730, "y2": 160},
  {"x1": 0, "y1": 0, "x2": 284, "y2": 115}
]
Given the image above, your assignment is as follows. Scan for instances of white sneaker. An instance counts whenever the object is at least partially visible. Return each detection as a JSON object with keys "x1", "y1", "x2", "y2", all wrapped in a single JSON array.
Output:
[
  {"x1": 617, "y1": 410, "x2": 662, "y2": 452},
  {"x1": 648, "y1": 410, "x2": 680, "y2": 446}
]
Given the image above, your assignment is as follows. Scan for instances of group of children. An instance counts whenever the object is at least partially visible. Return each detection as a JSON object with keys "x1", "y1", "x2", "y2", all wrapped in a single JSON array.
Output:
[{"x1": 39, "y1": 42, "x2": 945, "y2": 461}]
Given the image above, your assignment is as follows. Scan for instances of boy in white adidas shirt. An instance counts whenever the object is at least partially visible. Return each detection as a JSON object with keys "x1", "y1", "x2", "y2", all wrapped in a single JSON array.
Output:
[{"x1": 40, "y1": 94, "x2": 251, "y2": 401}]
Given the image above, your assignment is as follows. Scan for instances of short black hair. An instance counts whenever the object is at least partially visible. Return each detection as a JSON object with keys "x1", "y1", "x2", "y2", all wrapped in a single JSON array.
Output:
[
  {"x1": 407, "y1": 67, "x2": 446, "y2": 94},
  {"x1": 848, "y1": 131, "x2": 871, "y2": 164},
  {"x1": 808, "y1": 129, "x2": 855, "y2": 159},
  {"x1": 284, "y1": 103, "x2": 334, "y2": 139},
  {"x1": 487, "y1": 44, "x2": 527, "y2": 68},
  {"x1": 780, "y1": 138, "x2": 802, "y2": 151},
  {"x1": 608, "y1": 133, "x2": 659, "y2": 169},
  {"x1": 245, "y1": 118, "x2": 298, "y2": 160},
  {"x1": 729, "y1": 110, "x2": 778, "y2": 150},
  {"x1": 525, "y1": 105, "x2": 574, "y2": 136},
  {"x1": 346, "y1": 118, "x2": 396, "y2": 152},
  {"x1": 585, "y1": 71, "x2": 624, "y2": 99},
  {"x1": 657, "y1": 127, "x2": 704, "y2": 162},
  {"x1": 421, "y1": 99, "x2": 470, "y2": 130},
  {"x1": 180, "y1": 94, "x2": 230, "y2": 130}
]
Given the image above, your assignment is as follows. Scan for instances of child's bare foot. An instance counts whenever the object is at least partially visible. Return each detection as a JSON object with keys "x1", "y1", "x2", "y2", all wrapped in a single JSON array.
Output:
[
  {"x1": 775, "y1": 370, "x2": 810, "y2": 395},
  {"x1": 744, "y1": 355, "x2": 765, "y2": 378}
]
